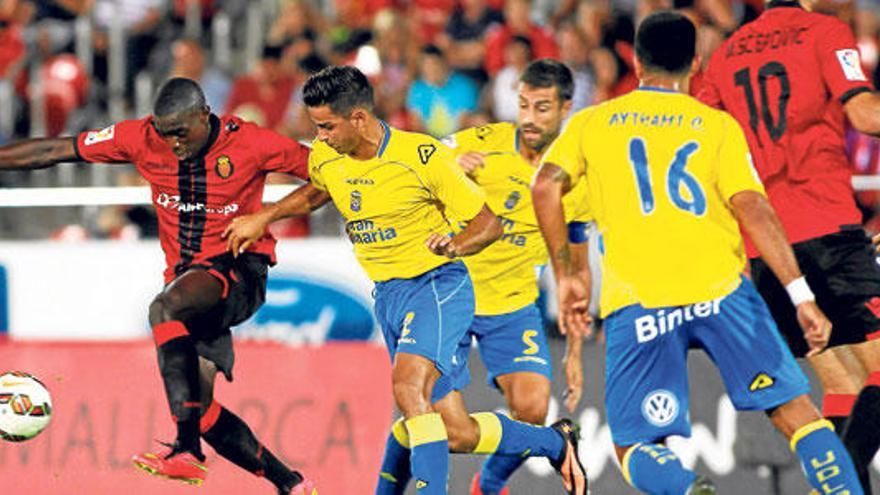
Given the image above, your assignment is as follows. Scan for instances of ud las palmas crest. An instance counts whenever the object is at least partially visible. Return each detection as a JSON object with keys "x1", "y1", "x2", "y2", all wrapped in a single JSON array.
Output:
[{"x1": 350, "y1": 190, "x2": 362, "y2": 212}]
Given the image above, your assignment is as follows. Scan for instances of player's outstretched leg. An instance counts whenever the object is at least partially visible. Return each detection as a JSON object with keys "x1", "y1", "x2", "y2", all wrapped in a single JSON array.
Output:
[
  {"x1": 474, "y1": 372, "x2": 550, "y2": 495},
  {"x1": 376, "y1": 418, "x2": 411, "y2": 495},
  {"x1": 133, "y1": 270, "x2": 222, "y2": 485},
  {"x1": 840, "y1": 342, "x2": 880, "y2": 494},
  {"x1": 616, "y1": 442, "x2": 713, "y2": 495},
  {"x1": 434, "y1": 392, "x2": 587, "y2": 495},
  {"x1": 195, "y1": 359, "x2": 314, "y2": 494},
  {"x1": 392, "y1": 354, "x2": 450, "y2": 495},
  {"x1": 770, "y1": 394, "x2": 864, "y2": 494}
]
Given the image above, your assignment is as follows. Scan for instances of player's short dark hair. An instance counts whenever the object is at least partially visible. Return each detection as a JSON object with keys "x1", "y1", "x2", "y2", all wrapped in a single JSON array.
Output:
[
  {"x1": 302, "y1": 65, "x2": 374, "y2": 115},
  {"x1": 519, "y1": 59, "x2": 574, "y2": 102},
  {"x1": 635, "y1": 11, "x2": 696, "y2": 76},
  {"x1": 421, "y1": 44, "x2": 444, "y2": 58},
  {"x1": 153, "y1": 77, "x2": 207, "y2": 117}
]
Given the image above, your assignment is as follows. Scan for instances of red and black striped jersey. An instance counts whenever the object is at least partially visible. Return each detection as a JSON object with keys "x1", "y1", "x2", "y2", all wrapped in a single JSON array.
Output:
[
  {"x1": 699, "y1": 0, "x2": 874, "y2": 255},
  {"x1": 74, "y1": 114, "x2": 309, "y2": 282}
]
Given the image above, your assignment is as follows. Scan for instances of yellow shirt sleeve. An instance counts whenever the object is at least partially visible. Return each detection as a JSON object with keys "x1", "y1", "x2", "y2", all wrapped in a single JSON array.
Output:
[
  {"x1": 716, "y1": 113, "x2": 766, "y2": 203},
  {"x1": 563, "y1": 178, "x2": 592, "y2": 223},
  {"x1": 542, "y1": 110, "x2": 591, "y2": 184},
  {"x1": 423, "y1": 142, "x2": 486, "y2": 221},
  {"x1": 307, "y1": 141, "x2": 330, "y2": 191}
]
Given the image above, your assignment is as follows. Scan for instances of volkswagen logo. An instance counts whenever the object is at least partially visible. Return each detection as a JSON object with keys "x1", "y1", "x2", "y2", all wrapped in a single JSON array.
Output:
[{"x1": 641, "y1": 389, "x2": 679, "y2": 427}]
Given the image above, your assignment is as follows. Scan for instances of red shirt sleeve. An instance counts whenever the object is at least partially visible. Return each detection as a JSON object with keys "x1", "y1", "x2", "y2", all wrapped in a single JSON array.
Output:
[
  {"x1": 74, "y1": 119, "x2": 142, "y2": 163},
  {"x1": 815, "y1": 17, "x2": 874, "y2": 103},
  {"x1": 256, "y1": 127, "x2": 310, "y2": 179},
  {"x1": 697, "y1": 53, "x2": 725, "y2": 110},
  {"x1": 484, "y1": 27, "x2": 508, "y2": 76}
]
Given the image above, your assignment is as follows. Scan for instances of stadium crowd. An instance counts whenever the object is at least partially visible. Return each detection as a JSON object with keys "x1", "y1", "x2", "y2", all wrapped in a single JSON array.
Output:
[{"x1": 1, "y1": 0, "x2": 880, "y2": 238}]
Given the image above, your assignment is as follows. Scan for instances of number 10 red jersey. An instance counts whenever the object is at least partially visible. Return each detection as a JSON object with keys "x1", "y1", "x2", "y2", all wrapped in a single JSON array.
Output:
[{"x1": 699, "y1": 1, "x2": 874, "y2": 255}]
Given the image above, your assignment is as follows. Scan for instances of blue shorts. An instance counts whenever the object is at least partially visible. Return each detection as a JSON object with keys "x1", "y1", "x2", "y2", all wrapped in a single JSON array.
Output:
[
  {"x1": 447, "y1": 303, "x2": 553, "y2": 391},
  {"x1": 373, "y1": 261, "x2": 474, "y2": 403},
  {"x1": 604, "y1": 276, "x2": 810, "y2": 446}
]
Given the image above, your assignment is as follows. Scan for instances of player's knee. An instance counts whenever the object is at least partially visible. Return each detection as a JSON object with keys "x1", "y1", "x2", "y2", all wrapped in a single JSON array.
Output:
[
  {"x1": 510, "y1": 398, "x2": 548, "y2": 425},
  {"x1": 392, "y1": 380, "x2": 430, "y2": 417},
  {"x1": 446, "y1": 418, "x2": 479, "y2": 452},
  {"x1": 148, "y1": 291, "x2": 187, "y2": 325}
]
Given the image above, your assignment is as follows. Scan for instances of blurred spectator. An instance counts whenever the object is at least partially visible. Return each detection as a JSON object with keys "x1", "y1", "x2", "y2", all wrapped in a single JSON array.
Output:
[
  {"x1": 225, "y1": 44, "x2": 297, "y2": 130},
  {"x1": 268, "y1": 0, "x2": 322, "y2": 48},
  {"x1": 437, "y1": 0, "x2": 502, "y2": 86},
  {"x1": 408, "y1": 0, "x2": 456, "y2": 44},
  {"x1": 484, "y1": 0, "x2": 559, "y2": 76},
  {"x1": 372, "y1": 8, "x2": 417, "y2": 130},
  {"x1": 92, "y1": 0, "x2": 167, "y2": 96},
  {"x1": 39, "y1": 54, "x2": 89, "y2": 136},
  {"x1": 407, "y1": 44, "x2": 479, "y2": 137},
  {"x1": 167, "y1": 38, "x2": 231, "y2": 113},
  {"x1": 557, "y1": 21, "x2": 594, "y2": 113},
  {"x1": 492, "y1": 35, "x2": 532, "y2": 122},
  {"x1": 0, "y1": 16, "x2": 25, "y2": 79}
]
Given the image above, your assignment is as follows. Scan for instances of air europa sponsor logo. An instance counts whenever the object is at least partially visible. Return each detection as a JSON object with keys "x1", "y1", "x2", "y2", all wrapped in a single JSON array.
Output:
[{"x1": 154, "y1": 193, "x2": 239, "y2": 216}]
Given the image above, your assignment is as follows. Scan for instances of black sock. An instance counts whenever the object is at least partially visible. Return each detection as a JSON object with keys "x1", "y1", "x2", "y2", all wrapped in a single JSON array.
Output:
[
  {"x1": 202, "y1": 405, "x2": 303, "y2": 490},
  {"x1": 153, "y1": 321, "x2": 203, "y2": 458},
  {"x1": 842, "y1": 376, "x2": 880, "y2": 495}
]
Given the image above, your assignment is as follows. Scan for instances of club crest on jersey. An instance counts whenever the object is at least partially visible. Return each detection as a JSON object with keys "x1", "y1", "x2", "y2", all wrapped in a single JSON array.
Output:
[
  {"x1": 215, "y1": 155, "x2": 234, "y2": 179},
  {"x1": 417, "y1": 144, "x2": 436, "y2": 165},
  {"x1": 475, "y1": 125, "x2": 493, "y2": 140},
  {"x1": 505, "y1": 191, "x2": 521, "y2": 210},
  {"x1": 350, "y1": 190, "x2": 362, "y2": 212}
]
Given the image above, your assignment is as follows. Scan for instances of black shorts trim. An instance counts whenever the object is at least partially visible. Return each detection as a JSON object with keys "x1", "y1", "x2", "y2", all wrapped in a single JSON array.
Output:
[{"x1": 751, "y1": 228, "x2": 880, "y2": 358}]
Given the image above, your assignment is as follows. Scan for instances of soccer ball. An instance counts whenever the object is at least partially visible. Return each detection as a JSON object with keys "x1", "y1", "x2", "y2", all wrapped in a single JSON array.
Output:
[{"x1": 0, "y1": 371, "x2": 53, "y2": 442}]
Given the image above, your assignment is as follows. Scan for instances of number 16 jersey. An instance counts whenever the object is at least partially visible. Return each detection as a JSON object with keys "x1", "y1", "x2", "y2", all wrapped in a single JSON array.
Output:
[
  {"x1": 699, "y1": 1, "x2": 874, "y2": 254},
  {"x1": 543, "y1": 89, "x2": 764, "y2": 317}
]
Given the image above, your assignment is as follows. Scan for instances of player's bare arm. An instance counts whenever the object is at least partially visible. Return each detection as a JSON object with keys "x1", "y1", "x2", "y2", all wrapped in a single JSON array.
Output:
[
  {"x1": 532, "y1": 161, "x2": 591, "y2": 335},
  {"x1": 563, "y1": 331, "x2": 584, "y2": 413},
  {"x1": 425, "y1": 204, "x2": 502, "y2": 258},
  {"x1": 0, "y1": 137, "x2": 78, "y2": 170},
  {"x1": 844, "y1": 91, "x2": 880, "y2": 137},
  {"x1": 223, "y1": 182, "x2": 330, "y2": 256},
  {"x1": 730, "y1": 190, "x2": 832, "y2": 355}
]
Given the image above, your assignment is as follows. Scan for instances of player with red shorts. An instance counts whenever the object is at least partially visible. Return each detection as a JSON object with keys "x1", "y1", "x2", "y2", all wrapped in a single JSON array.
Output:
[
  {"x1": 699, "y1": 1, "x2": 880, "y2": 490},
  {"x1": 0, "y1": 78, "x2": 316, "y2": 495}
]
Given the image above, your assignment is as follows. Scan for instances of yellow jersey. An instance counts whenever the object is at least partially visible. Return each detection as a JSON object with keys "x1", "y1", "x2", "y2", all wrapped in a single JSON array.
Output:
[
  {"x1": 542, "y1": 88, "x2": 764, "y2": 317},
  {"x1": 445, "y1": 122, "x2": 591, "y2": 315},
  {"x1": 309, "y1": 122, "x2": 486, "y2": 282}
]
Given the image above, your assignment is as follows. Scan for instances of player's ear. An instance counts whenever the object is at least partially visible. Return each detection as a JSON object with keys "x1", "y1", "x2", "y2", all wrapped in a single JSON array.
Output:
[
  {"x1": 689, "y1": 56, "x2": 701, "y2": 77},
  {"x1": 349, "y1": 108, "x2": 368, "y2": 129},
  {"x1": 561, "y1": 99, "x2": 573, "y2": 116},
  {"x1": 633, "y1": 57, "x2": 645, "y2": 80}
]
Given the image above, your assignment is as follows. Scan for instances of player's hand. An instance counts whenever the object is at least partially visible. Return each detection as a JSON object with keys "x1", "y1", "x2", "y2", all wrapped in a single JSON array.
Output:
[
  {"x1": 223, "y1": 213, "x2": 269, "y2": 258},
  {"x1": 563, "y1": 350, "x2": 584, "y2": 413},
  {"x1": 796, "y1": 301, "x2": 832, "y2": 357},
  {"x1": 872, "y1": 233, "x2": 880, "y2": 253},
  {"x1": 557, "y1": 274, "x2": 592, "y2": 337},
  {"x1": 457, "y1": 152, "x2": 485, "y2": 176},
  {"x1": 426, "y1": 233, "x2": 458, "y2": 258}
]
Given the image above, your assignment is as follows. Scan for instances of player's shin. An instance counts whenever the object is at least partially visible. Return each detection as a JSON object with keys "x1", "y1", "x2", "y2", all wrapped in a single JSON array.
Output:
[
  {"x1": 153, "y1": 321, "x2": 203, "y2": 458},
  {"x1": 376, "y1": 418, "x2": 411, "y2": 495},
  {"x1": 791, "y1": 419, "x2": 864, "y2": 495},
  {"x1": 469, "y1": 412, "x2": 564, "y2": 461},
  {"x1": 479, "y1": 454, "x2": 524, "y2": 494},
  {"x1": 200, "y1": 401, "x2": 304, "y2": 491},
  {"x1": 841, "y1": 371, "x2": 880, "y2": 493},
  {"x1": 621, "y1": 443, "x2": 697, "y2": 495},
  {"x1": 405, "y1": 412, "x2": 449, "y2": 494}
]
